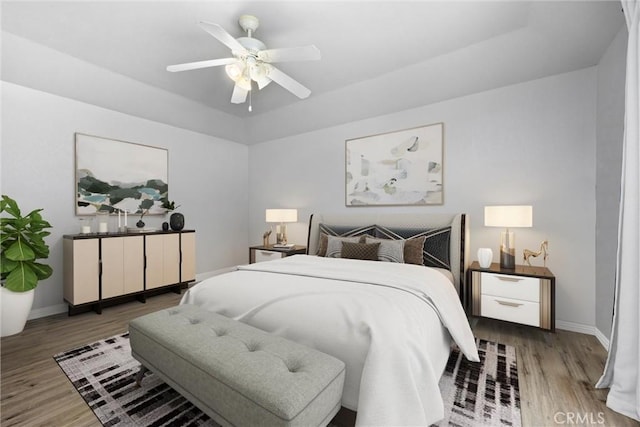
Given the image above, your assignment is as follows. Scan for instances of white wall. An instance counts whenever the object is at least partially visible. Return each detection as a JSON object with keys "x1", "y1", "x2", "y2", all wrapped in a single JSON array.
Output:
[
  {"x1": 1, "y1": 82, "x2": 249, "y2": 317},
  {"x1": 595, "y1": 27, "x2": 627, "y2": 343},
  {"x1": 249, "y1": 68, "x2": 598, "y2": 330}
]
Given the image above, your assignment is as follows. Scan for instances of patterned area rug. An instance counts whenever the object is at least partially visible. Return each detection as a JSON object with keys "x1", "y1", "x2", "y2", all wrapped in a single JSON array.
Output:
[
  {"x1": 54, "y1": 334, "x2": 520, "y2": 427},
  {"x1": 435, "y1": 339, "x2": 521, "y2": 427}
]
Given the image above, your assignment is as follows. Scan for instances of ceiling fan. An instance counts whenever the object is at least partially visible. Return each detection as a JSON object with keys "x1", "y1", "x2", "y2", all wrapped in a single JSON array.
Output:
[{"x1": 167, "y1": 15, "x2": 321, "y2": 110}]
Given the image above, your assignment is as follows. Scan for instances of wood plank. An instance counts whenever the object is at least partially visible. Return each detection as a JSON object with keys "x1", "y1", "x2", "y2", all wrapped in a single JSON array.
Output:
[{"x1": 2, "y1": 293, "x2": 637, "y2": 427}]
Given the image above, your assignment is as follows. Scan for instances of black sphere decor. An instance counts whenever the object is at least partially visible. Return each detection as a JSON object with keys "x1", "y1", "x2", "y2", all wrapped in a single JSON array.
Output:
[
  {"x1": 136, "y1": 220, "x2": 145, "y2": 228},
  {"x1": 170, "y1": 212, "x2": 185, "y2": 231},
  {"x1": 162, "y1": 222, "x2": 169, "y2": 231}
]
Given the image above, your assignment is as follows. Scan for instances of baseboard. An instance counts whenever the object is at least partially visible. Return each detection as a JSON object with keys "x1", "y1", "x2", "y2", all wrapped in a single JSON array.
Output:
[
  {"x1": 594, "y1": 327, "x2": 610, "y2": 350},
  {"x1": 555, "y1": 320, "x2": 609, "y2": 350},
  {"x1": 28, "y1": 303, "x2": 67, "y2": 320}
]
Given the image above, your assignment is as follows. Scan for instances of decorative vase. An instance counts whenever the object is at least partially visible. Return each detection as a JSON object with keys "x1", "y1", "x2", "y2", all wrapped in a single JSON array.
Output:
[
  {"x1": 136, "y1": 220, "x2": 145, "y2": 228},
  {"x1": 477, "y1": 248, "x2": 493, "y2": 268},
  {"x1": 1, "y1": 287, "x2": 35, "y2": 337},
  {"x1": 170, "y1": 212, "x2": 185, "y2": 231},
  {"x1": 162, "y1": 222, "x2": 169, "y2": 231}
]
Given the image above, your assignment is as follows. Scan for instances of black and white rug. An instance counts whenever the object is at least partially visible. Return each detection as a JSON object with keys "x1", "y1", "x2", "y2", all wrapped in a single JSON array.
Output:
[
  {"x1": 436, "y1": 339, "x2": 521, "y2": 427},
  {"x1": 54, "y1": 333, "x2": 521, "y2": 427}
]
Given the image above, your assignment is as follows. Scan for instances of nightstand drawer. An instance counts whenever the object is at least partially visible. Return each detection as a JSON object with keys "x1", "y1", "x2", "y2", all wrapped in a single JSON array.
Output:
[
  {"x1": 481, "y1": 295, "x2": 540, "y2": 327},
  {"x1": 481, "y1": 272, "x2": 539, "y2": 302},
  {"x1": 254, "y1": 250, "x2": 284, "y2": 263}
]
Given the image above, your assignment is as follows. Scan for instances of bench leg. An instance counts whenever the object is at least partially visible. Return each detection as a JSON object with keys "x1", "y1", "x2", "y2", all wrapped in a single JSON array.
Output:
[{"x1": 135, "y1": 365, "x2": 149, "y2": 387}]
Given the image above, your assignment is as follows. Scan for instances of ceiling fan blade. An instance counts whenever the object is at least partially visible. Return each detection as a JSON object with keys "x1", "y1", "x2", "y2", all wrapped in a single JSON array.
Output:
[
  {"x1": 258, "y1": 45, "x2": 321, "y2": 63},
  {"x1": 265, "y1": 65, "x2": 311, "y2": 99},
  {"x1": 167, "y1": 57, "x2": 238, "y2": 72},
  {"x1": 231, "y1": 84, "x2": 249, "y2": 104},
  {"x1": 199, "y1": 21, "x2": 247, "y2": 54}
]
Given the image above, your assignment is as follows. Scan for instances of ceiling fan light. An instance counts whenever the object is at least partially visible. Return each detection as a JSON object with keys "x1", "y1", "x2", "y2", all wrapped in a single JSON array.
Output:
[
  {"x1": 249, "y1": 63, "x2": 271, "y2": 89},
  {"x1": 225, "y1": 62, "x2": 244, "y2": 81},
  {"x1": 236, "y1": 75, "x2": 252, "y2": 91}
]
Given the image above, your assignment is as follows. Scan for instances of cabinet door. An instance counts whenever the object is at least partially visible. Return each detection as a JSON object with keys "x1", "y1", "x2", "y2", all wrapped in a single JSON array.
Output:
[
  {"x1": 63, "y1": 238, "x2": 99, "y2": 305},
  {"x1": 101, "y1": 236, "x2": 144, "y2": 299},
  {"x1": 163, "y1": 234, "x2": 180, "y2": 285},
  {"x1": 181, "y1": 232, "x2": 196, "y2": 282},
  {"x1": 123, "y1": 236, "x2": 144, "y2": 294},
  {"x1": 145, "y1": 235, "x2": 165, "y2": 289},
  {"x1": 101, "y1": 238, "x2": 125, "y2": 299},
  {"x1": 146, "y1": 234, "x2": 180, "y2": 289}
]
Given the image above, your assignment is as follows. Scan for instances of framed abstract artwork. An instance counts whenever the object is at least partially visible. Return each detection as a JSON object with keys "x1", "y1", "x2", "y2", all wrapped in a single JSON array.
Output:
[
  {"x1": 345, "y1": 122, "x2": 444, "y2": 206},
  {"x1": 75, "y1": 133, "x2": 168, "y2": 215}
]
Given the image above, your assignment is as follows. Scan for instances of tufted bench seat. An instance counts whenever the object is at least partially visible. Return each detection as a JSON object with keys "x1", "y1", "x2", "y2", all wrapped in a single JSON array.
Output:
[{"x1": 129, "y1": 304, "x2": 345, "y2": 427}]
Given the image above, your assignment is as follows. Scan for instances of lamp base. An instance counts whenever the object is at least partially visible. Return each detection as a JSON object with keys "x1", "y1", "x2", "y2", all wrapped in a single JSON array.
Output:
[
  {"x1": 500, "y1": 248, "x2": 516, "y2": 269},
  {"x1": 500, "y1": 230, "x2": 516, "y2": 269},
  {"x1": 276, "y1": 223, "x2": 287, "y2": 245}
]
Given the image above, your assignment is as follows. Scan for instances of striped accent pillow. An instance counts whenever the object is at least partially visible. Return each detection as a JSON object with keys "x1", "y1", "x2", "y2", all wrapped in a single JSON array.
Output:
[
  {"x1": 364, "y1": 237, "x2": 405, "y2": 263},
  {"x1": 326, "y1": 235, "x2": 363, "y2": 258},
  {"x1": 374, "y1": 226, "x2": 451, "y2": 269},
  {"x1": 317, "y1": 224, "x2": 376, "y2": 256}
]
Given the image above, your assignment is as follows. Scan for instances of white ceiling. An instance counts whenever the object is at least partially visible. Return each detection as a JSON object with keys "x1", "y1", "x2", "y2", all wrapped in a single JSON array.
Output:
[{"x1": 1, "y1": 1, "x2": 625, "y2": 144}]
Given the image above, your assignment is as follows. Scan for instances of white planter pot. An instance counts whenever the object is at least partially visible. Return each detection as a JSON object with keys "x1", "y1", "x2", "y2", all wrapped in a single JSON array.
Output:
[
  {"x1": 477, "y1": 248, "x2": 493, "y2": 268},
  {"x1": 1, "y1": 287, "x2": 35, "y2": 337}
]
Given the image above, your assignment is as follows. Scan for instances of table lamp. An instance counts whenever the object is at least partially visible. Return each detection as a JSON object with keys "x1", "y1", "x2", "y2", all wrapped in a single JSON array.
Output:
[
  {"x1": 484, "y1": 205, "x2": 532, "y2": 269},
  {"x1": 265, "y1": 209, "x2": 298, "y2": 245}
]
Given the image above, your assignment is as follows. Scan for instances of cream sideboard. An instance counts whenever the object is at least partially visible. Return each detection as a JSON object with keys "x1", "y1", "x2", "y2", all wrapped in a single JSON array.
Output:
[{"x1": 63, "y1": 230, "x2": 195, "y2": 315}]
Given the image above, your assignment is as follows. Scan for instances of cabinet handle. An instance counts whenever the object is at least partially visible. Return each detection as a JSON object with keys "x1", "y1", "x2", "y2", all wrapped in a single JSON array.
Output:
[
  {"x1": 260, "y1": 251, "x2": 275, "y2": 256},
  {"x1": 496, "y1": 276, "x2": 523, "y2": 282},
  {"x1": 496, "y1": 299, "x2": 523, "y2": 307}
]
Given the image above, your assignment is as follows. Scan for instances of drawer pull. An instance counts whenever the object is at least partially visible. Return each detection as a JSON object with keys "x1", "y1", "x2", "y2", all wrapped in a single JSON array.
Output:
[
  {"x1": 496, "y1": 276, "x2": 524, "y2": 282},
  {"x1": 496, "y1": 300, "x2": 523, "y2": 308},
  {"x1": 260, "y1": 251, "x2": 275, "y2": 256}
]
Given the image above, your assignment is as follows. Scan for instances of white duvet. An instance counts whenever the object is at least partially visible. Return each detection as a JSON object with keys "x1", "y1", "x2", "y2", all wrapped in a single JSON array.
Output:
[{"x1": 181, "y1": 255, "x2": 479, "y2": 426}]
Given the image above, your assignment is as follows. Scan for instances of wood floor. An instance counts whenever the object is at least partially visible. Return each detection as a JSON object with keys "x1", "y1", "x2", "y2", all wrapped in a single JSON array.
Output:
[{"x1": 1, "y1": 292, "x2": 637, "y2": 427}]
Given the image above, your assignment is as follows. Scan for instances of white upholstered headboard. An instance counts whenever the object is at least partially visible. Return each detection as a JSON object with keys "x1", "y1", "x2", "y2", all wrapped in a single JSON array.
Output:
[{"x1": 306, "y1": 212, "x2": 470, "y2": 300}]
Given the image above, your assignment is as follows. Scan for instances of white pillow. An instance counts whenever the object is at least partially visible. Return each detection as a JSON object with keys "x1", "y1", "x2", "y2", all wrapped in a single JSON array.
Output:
[
  {"x1": 326, "y1": 235, "x2": 362, "y2": 258},
  {"x1": 364, "y1": 237, "x2": 405, "y2": 263}
]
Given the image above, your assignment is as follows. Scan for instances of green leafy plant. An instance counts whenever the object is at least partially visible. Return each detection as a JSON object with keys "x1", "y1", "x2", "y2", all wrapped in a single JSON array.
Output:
[
  {"x1": 161, "y1": 199, "x2": 180, "y2": 212},
  {"x1": 1, "y1": 195, "x2": 53, "y2": 292}
]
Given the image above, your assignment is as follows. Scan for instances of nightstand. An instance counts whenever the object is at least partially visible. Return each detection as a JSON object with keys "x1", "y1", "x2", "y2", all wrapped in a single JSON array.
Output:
[
  {"x1": 249, "y1": 245, "x2": 307, "y2": 263},
  {"x1": 468, "y1": 261, "x2": 555, "y2": 331}
]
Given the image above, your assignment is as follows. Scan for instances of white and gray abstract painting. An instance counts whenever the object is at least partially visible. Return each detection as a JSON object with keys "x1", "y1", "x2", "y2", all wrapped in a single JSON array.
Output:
[{"x1": 346, "y1": 123, "x2": 443, "y2": 206}]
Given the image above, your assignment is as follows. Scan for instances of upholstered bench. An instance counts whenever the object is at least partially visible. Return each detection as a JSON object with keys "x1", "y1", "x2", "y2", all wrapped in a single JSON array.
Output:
[{"x1": 129, "y1": 304, "x2": 345, "y2": 427}]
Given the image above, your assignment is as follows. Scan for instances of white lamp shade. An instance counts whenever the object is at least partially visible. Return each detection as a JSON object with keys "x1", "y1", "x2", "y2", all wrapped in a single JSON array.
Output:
[
  {"x1": 484, "y1": 205, "x2": 533, "y2": 228},
  {"x1": 265, "y1": 209, "x2": 298, "y2": 223}
]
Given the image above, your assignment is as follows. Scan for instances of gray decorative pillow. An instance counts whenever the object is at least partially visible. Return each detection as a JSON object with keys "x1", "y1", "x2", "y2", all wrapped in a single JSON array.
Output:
[
  {"x1": 326, "y1": 235, "x2": 363, "y2": 258},
  {"x1": 374, "y1": 225, "x2": 451, "y2": 269},
  {"x1": 364, "y1": 237, "x2": 405, "y2": 263},
  {"x1": 340, "y1": 242, "x2": 380, "y2": 261},
  {"x1": 317, "y1": 224, "x2": 375, "y2": 256}
]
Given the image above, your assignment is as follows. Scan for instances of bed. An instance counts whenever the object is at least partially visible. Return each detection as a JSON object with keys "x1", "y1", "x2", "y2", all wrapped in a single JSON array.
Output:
[{"x1": 181, "y1": 212, "x2": 479, "y2": 426}]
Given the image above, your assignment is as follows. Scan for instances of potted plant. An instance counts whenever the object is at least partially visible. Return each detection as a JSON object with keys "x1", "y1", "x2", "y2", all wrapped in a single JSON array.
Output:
[
  {"x1": 162, "y1": 199, "x2": 184, "y2": 231},
  {"x1": 1, "y1": 195, "x2": 53, "y2": 337}
]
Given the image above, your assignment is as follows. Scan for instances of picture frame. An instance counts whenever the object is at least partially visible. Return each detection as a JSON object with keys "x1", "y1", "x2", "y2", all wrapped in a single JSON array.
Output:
[
  {"x1": 75, "y1": 133, "x2": 168, "y2": 215},
  {"x1": 345, "y1": 122, "x2": 444, "y2": 206}
]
